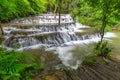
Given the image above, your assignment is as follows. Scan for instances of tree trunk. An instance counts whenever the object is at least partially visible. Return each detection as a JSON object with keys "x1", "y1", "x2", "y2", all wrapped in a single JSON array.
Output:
[
  {"x1": 100, "y1": 13, "x2": 107, "y2": 43},
  {"x1": 100, "y1": 1, "x2": 110, "y2": 43},
  {"x1": 47, "y1": 0, "x2": 50, "y2": 13},
  {"x1": 58, "y1": 0, "x2": 62, "y2": 25},
  {"x1": 54, "y1": 5, "x2": 57, "y2": 15},
  {"x1": 95, "y1": 1, "x2": 110, "y2": 50}
]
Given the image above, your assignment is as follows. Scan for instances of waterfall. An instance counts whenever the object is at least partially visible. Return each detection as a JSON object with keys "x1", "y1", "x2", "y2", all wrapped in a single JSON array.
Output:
[
  {"x1": 2, "y1": 14, "x2": 101, "y2": 49},
  {"x1": 2, "y1": 14, "x2": 117, "y2": 69}
]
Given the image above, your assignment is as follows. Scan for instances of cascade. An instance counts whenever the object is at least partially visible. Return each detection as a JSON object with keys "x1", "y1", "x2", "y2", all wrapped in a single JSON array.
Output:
[
  {"x1": 2, "y1": 14, "x2": 116, "y2": 69},
  {"x1": 2, "y1": 14, "x2": 100, "y2": 49}
]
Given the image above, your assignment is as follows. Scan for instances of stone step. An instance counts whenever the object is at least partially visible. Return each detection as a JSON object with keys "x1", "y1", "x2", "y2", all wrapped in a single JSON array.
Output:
[{"x1": 3, "y1": 22, "x2": 75, "y2": 28}]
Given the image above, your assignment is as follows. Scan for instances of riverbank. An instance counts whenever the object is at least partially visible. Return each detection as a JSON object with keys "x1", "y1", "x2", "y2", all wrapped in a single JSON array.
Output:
[
  {"x1": 23, "y1": 47, "x2": 120, "y2": 80},
  {"x1": 21, "y1": 30, "x2": 120, "y2": 80},
  {"x1": 31, "y1": 52, "x2": 120, "y2": 80}
]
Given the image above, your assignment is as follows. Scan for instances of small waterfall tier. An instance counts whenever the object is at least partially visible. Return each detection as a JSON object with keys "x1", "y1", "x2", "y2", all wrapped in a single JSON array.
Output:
[{"x1": 2, "y1": 14, "x2": 100, "y2": 49}]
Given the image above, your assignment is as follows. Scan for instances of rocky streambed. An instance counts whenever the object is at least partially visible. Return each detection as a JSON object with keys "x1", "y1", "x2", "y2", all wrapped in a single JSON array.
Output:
[{"x1": 24, "y1": 47, "x2": 120, "y2": 80}]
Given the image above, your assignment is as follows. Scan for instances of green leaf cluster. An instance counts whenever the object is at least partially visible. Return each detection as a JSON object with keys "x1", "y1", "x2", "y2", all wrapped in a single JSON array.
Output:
[
  {"x1": 71, "y1": 0, "x2": 120, "y2": 30},
  {"x1": 0, "y1": 47, "x2": 43, "y2": 80},
  {"x1": 45, "y1": 0, "x2": 79, "y2": 14},
  {"x1": 94, "y1": 41, "x2": 111, "y2": 57},
  {"x1": 0, "y1": 0, "x2": 46, "y2": 22},
  {"x1": 71, "y1": 0, "x2": 102, "y2": 27}
]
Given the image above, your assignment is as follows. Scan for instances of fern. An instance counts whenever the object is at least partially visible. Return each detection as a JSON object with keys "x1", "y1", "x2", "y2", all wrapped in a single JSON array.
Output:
[{"x1": 0, "y1": 47, "x2": 43, "y2": 80}]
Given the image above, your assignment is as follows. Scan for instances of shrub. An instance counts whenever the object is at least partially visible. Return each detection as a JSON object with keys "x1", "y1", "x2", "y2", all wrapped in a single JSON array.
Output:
[
  {"x1": 0, "y1": 47, "x2": 43, "y2": 80},
  {"x1": 94, "y1": 41, "x2": 111, "y2": 57}
]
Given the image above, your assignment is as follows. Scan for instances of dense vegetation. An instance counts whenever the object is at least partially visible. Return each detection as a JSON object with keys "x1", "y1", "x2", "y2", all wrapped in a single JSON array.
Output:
[
  {"x1": 72, "y1": 0, "x2": 120, "y2": 30},
  {"x1": 1, "y1": 0, "x2": 120, "y2": 30},
  {"x1": 0, "y1": 0, "x2": 46, "y2": 22},
  {"x1": 0, "y1": 47, "x2": 43, "y2": 80},
  {"x1": 0, "y1": 0, "x2": 80, "y2": 22}
]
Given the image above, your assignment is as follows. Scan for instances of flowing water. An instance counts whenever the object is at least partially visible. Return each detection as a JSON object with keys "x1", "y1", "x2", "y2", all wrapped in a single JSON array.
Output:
[
  {"x1": 2, "y1": 14, "x2": 100, "y2": 49},
  {"x1": 1, "y1": 14, "x2": 117, "y2": 69}
]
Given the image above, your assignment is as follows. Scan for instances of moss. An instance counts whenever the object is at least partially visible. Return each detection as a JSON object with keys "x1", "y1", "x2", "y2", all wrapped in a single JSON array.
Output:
[
  {"x1": 82, "y1": 55, "x2": 111, "y2": 66},
  {"x1": 0, "y1": 37, "x2": 4, "y2": 44},
  {"x1": 82, "y1": 56, "x2": 99, "y2": 66},
  {"x1": 0, "y1": 30, "x2": 2, "y2": 35}
]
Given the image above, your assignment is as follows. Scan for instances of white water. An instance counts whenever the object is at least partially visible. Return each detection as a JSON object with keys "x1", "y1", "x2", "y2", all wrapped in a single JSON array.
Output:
[
  {"x1": 3, "y1": 14, "x2": 99, "y2": 48},
  {"x1": 53, "y1": 32, "x2": 116, "y2": 69},
  {"x1": 10, "y1": 14, "x2": 73, "y2": 24},
  {"x1": 43, "y1": 32, "x2": 116, "y2": 69},
  {"x1": 1, "y1": 14, "x2": 117, "y2": 69}
]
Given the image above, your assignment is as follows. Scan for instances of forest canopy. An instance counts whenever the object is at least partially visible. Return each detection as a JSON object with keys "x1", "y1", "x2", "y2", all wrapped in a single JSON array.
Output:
[
  {"x1": 0, "y1": 0, "x2": 120, "y2": 30},
  {"x1": 0, "y1": 0, "x2": 46, "y2": 22},
  {"x1": 0, "y1": 0, "x2": 79, "y2": 22}
]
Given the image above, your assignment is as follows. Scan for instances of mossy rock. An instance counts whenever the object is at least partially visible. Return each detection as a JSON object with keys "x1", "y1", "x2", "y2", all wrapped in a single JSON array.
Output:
[{"x1": 0, "y1": 36, "x2": 4, "y2": 44}]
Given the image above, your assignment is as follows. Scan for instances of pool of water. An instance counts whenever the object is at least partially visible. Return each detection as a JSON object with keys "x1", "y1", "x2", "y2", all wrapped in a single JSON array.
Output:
[
  {"x1": 46, "y1": 32, "x2": 117, "y2": 69},
  {"x1": 22, "y1": 31, "x2": 119, "y2": 69}
]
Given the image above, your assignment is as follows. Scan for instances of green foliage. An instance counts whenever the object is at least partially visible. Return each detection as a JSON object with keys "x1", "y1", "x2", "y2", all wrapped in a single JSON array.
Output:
[
  {"x1": 14, "y1": 0, "x2": 34, "y2": 17},
  {"x1": 0, "y1": 47, "x2": 43, "y2": 80},
  {"x1": 45, "y1": 0, "x2": 56, "y2": 11},
  {"x1": 62, "y1": 0, "x2": 79, "y2": 13},
  {"x1": 82, "y1": 55, "x2": 111, "y2": 66},
  {"x1": 71, "y1": 0, "x2": 102, "y2": 27},
  {"x1": 28, "y1": 0, "x2": 46, "y2": 13},
  {"x1": 0, "y1": 0, "x2": 15, "y2": 21},
  {"x1": 0, "y1": 0, "x2": 46, "y2": 22},
  {"x1": 94, "y1": 41, "x2": 111, "y2": 57},
  {"x1": 71, "y1": 0, "x2": 120, "y2": 31},
  {"x1": 82, "y1": 57, "x2": 98, "y2": 65},
  {"x1": 45, "y1": 0, "x2": 79, "y2": 14}
]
